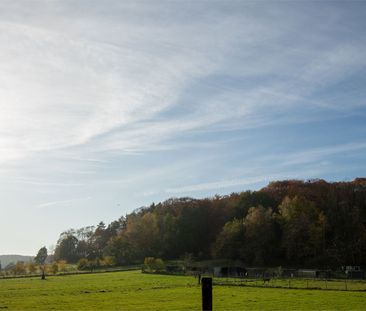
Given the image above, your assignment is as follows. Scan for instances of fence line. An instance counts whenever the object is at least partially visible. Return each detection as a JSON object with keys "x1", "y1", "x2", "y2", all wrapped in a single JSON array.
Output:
[{"x1": 212, "y1": 276, "x2": 366, "y2": 292}]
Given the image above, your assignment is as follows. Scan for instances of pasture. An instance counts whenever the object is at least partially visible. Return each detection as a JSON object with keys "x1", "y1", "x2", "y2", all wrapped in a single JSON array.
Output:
[{"x1": 1, "y1": 270, "x2": 366, "y2": 310}]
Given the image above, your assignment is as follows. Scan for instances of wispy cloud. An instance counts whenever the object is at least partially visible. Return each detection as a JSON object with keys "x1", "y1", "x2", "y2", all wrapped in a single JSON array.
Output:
[
  {"x1": 0, "y1": 2, "x2": 365, "y2": 161},
  {"x1": 163, "y1": 142, "x2": 366, "y2": 195},
  {"x1": 165, "y1": 176, "x2": 269, "y2": 194},
  {"x1": 37, "y1": 197, "x2": 92, "y2": 209},
  {"x1": 280, "y1": 142, "x2": 366, "y2": 166},
  {"x1": 9, "y1": 178, "x2": 85, "y2": 187}
]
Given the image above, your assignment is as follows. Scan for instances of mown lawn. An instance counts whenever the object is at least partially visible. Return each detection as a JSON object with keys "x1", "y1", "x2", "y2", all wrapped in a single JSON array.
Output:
[{"x1": 0, "y1": 270, "x2": 366, "y2": 310}]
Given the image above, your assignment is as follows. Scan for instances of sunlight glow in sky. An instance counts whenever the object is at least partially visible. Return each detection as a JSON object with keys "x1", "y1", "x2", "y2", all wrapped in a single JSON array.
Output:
[{"x1": 1, "y1": 1, "x2": 366, "y2": 255}]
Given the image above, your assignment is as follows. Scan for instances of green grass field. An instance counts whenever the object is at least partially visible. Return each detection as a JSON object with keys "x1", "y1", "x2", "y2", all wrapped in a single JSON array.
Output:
[{"x1": 1, "y1": 270, "x2": 366, "y2": 310}]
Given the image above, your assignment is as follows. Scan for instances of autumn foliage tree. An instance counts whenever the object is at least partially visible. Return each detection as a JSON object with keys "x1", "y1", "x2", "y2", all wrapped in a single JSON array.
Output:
[{"x1": 35, "y1": 246, "x2": 48, "y2": 279}]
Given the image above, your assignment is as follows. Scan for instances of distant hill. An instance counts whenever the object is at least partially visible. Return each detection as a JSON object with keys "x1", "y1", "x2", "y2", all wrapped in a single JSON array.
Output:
[{"x1": 0, "y1": 255, "x2": 33, "y2": 267}]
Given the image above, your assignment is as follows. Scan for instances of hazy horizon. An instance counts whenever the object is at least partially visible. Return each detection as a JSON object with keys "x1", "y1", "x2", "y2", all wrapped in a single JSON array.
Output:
[{"x1": 1, "y1": 1, "x2": 366, "y2": 255}]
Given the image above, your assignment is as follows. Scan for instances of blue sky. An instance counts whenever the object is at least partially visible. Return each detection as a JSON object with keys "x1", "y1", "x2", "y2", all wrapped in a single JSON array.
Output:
[{"x1": 0, "y1": 1, "x2": 365, "y2": 255}]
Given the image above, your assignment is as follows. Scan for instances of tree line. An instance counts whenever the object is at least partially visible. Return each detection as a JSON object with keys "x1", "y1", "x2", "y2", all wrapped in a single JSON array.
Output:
[{"x1": 53, "y1": 178, "x2": 366, "y2": 268}]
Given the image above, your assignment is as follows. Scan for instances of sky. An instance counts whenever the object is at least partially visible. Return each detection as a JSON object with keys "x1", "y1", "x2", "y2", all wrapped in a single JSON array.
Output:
[{"x1": 0, "y1": 1, "x2": 366, "y2": 255}]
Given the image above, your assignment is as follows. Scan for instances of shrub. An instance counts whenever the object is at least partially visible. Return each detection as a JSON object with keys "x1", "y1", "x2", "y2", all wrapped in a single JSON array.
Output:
[
  {"x1": 14, "y1": 262, "x2": 26, "y2": 275},
  {"x1": 28, "y1": 262, "x2": 37, "y2": 274},
  {"x1": 154, "y1": 258, "x2": 165, "y2": 272},
  {"x1": 77, "y1": 258, "x2": 101, "y2": 271},
  {"x1": 143, "y1": 257, "x2": 165, "y2": 272},
  {"x1": 58, "y1": 260, "x2": 67, "y2": 272},
  {"x1": 51, "y1": 262, "x2": 59, "y2": 274},
  {"x1": 101, "y1": 256, "x2": 115, "y2": 267},
  {"x1": 77, "y1": 258, "x2": 89, "y2": 270}
]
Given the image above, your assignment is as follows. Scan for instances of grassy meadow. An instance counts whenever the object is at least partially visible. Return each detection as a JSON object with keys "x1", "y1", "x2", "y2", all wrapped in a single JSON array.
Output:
[{"x1": 1, "y1": 270, "x2": 366, "y2": 310}]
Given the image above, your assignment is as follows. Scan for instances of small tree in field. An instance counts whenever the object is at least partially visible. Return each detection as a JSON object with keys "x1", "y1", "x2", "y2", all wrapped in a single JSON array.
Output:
[{"x1": 35, "y1": 247, "x2": 48, "y2": 280}]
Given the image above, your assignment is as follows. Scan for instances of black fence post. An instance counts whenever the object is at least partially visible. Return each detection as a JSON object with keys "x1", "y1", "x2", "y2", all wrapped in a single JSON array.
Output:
[{"x1": 202, "y1": 277, "x2": 212, "y2": 311}]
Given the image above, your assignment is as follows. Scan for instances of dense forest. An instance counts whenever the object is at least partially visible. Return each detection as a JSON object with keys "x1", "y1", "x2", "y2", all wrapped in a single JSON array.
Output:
[{"x1": 53, "y1": 179, "x2": 366, "y2": 269}]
